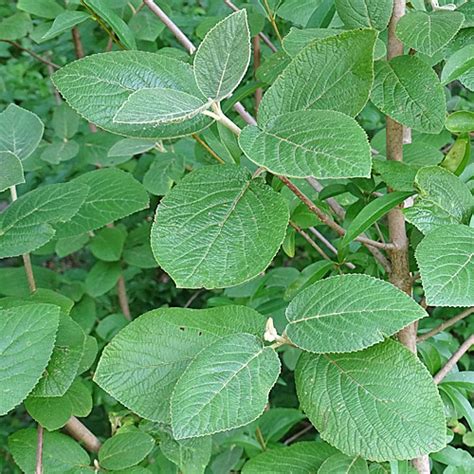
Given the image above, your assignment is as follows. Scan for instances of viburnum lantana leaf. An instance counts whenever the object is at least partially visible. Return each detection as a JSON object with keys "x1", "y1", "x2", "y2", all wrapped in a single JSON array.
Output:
[
  {"x1": 317, "y1": 453, "x2": 369, "y2": 474},
  {"x1": 194, "y1": 10, "x2": 250, "y2": 101},
  {"x1": 258, "y1": 29, "x2": 377, "y2": 125},
  {"x1": 296, "y1": 339, "x2": 446, "y2": 461},
  {"x1": 335, "y1": 0, "x2": 393, "y2": 31},
  {"x1": 442, "y1": 44, "x2": 474, "y2": 85},
  {"x1": 0, "y1": 151, "x2": 24, "y2": 192},
  {"x1": 282, "y1": 28, "x2": 342, "y2": 56},
  {"x1": 151, "y1": 165, "x2": 289, "y2": 289},
  {"x1": 405, "y1": 166, "x2": 472, "y2": 234},
  {"x1": 416, "y1": 224, "x2": 474, "y2": 307},
  {"x1": 0, "y1": 304, "x2": 60, "y2": 415},
  {"x1": 239, "y1": 110, "x2": 371, "y2": 179},
  {"x1": 52, "y1": 51, "x2": 213, "y2": 139},
  {"x1": 94, "y1": 306, "x2": 266, "y2": 423},
  {"x1": 285, "y1": 274, "x2": 427, "y2": 353},
  {"x1": 371, "y1": 55, "x2": 446, "y2": 133},
  {"x1": 171, "y1": 333, "x2": 280, "y2": 440},
  {"x1": 396, "y1": 10, "x2": 465, "y2": 57}
]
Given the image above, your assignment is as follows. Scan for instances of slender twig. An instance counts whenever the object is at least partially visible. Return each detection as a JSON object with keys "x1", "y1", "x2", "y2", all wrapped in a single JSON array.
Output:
[
  {"x1": 290, "y1": 221, "x2": 332, "y2": 262},
  {"x1": 117, "y1": 275, "x2": 131, "y2": 320},
  {"x1": 1, "y1": 40, "x2": 59, "y2": 69},
  {"x1": 35, "y1": 425, "x2": 43, "y2": 474},
  {"x1": 434, "y1": 335, "x2": 474, "y2": 384},
  {"x1": 192, "y1": 134, "x2": 225, "y2": 163},
  {"x1": 255, "y1": 426, "x2": 267, "y2": 450},
  {"x1": 417, "y1": 308, "x2": 474, "y2": 343},
  {"x1": 71, "y1": 27, "x2": 85, "y2": 58},
  {"x1": 253, "y1": 36, "x2": 263, "y2": 112},
  {"x1": 184, "y1": 289, "x2": 203, "y2": 308},
  {"x1": 284, "y1": 423, "x2": 313, "y2": 445},
  {"x1": 308, "y1": 227, "x2": 356, "y2": 270},
  {"x1": 305, "y1": 177, "x2": 345, "y2": 220},
  {"x1": 262, "y1": 0, "x2": 283, "y2": 42},
  {"x1": 224, "y1": 0, "x2": 278, "y2": 52},
  {"x1": 64, "y1": 417, "x2": 101, "y2": 452}
]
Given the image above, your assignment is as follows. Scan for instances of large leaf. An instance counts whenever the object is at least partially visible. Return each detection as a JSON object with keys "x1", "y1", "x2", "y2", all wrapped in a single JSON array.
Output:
[
  {"x1": 416, "y1": 224, "x2": 474, "y2": 307},
  {"x1": 54, "y1": 168, "x2": 149, "y2": 238},
  {"x1": 194, "y1": 10, "x2": 250, "y2": 101},
  {"x1": 371, "y1": 56, "x2": 446, "y2": 133},
  {"x1": 285, "y1": 274, "x2": 426, "y2": 353},
  {"x1": 113, "y1": 88, "x2": 211, "y2": 125},
  {"x1": 0, "y1": 151, "x2": 24, "y2": 192},
  {"x1": 242, "y1": 441, "x2": 338, "y2": 474},
  {"x1": 0, "y1": 304, "x2": 60, "y2": 415},
  {"x1": 0, "y1": 104, "x2": 44, "y2": 160},
  {"x1": 296, "y1": 339, "x2": 446, "y2": 461},
  {"x1": 94, "y1": 306, "x2": 266, "y2": 423},
  {"x1": 342, "y1": 191, "x2": 413, "y2": 246},
  {"x1": 258, "y1": 29, "x2": 377, "y2": 126},
  {"x1": 239, "y1": 110, "x2": 371, "y2": 179},
  {"x1": 335, "y1": 0, "x2": 393, "y2": 31},
  {"x1": 151, "y1": 165, "x2": 289, "y2": 289},
  {"x1": 52, "y1": 51, "x2": 212, "y2": 139},
  {"x1": 171, "y1": 333, "x2": 280, "y2": 439},
  {"x1": 396, "y1": 10, "x2": 464, "y2": 57},
  {"x1": 405, "y1": 166, "x2": 472, "y2": 234},
  {"x1": 0, "y1": 182, "x2": 89, "y2": 258},
  {"x1": 318, "y1": 454, "x2": 368, "y2": 474}
]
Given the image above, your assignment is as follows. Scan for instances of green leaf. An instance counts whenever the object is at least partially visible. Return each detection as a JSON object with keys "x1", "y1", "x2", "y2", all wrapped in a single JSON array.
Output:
[
  {"x1": 143, "y1": 153, "x2": 184, "y2": 196},
  {"x1": 151, "y1": 165, "x2": 289, "y2": 289},
  {"x1": 258, "y1": 29, "x2": 377, "y2": 126},
  {"x1": 171, "y1": 333, "x2": 280, "y2": 439},
  {"x1": 0, "y1": 304, "x2": 60, "y2": 415},
  {"x1": 54, "y1": 168, "x2": 149, "y2": 238},
  {"x1": 41, "y1": 11, "x2": 90, "y2": 41},
  {"x1": 372, "y1": 159, "x2": 417, "y2": 192},
  {"x1": 82, "y1": 0, "x2": 136, "y2": 50},
  {"x1": 17, "y1": 0, "x2": 64, "y2": 19},
  {"x1": 32, "y1": 314, "x2": 86, "y2": 397},
  {"x1": 89, "y1": 227, "x2": 127, "y2": 262},
  {"x1": 159, "y1": 430, "x2": 212, "y2": 474},
  {"x1": 67, "y1": 379, "x2": 93, "y2": 417},
  {"x1": 396, "y1": 10, "x2": 464, "y2": 56},
  {"x1": 296, "y1": 339, "x2": 446, "y2": 461},
  {"x1": 0, "y1": 151, "x2": 24, "y2": 192},
  {"x1": 239, "y1": 110, "x2": 371, "y2": 179},
  {"x1": 317, "y1": 454, "x2": 369, "y2": 474},
  {"x1": 0, "y1": 104, "x2": 44, "y2": 160},
  {"x1": 416, "y1": 224, "x2": 474, "y2": 307},
  {"x1": 277, "y1": 0, "x2": 326, "y2": 27},
  {"x1": 52, "y1": 51, "x2": 213, "y2": 139},
  {"x1": 40, "y1": 140, "x2": 80, "y2": 164},
  {"x1": 442, "y1": 45, "x2": 474, "y2": 85},
  {"x1": 129, "y1": 7, "x2": 166, "y2": 41},
  {"x1": 8, "y1": 429, "x2": 89, "y2": 474},
  {"x1": 85, "y1": 261, "x2": 122, "y2": 297},
  {"x1": 405, "y1": 167, "x2": 472, "y2": 234},
  {"x1": 113, "y1": 88, "x2": 210, "y2": 125},
  {"x1": 194, "y1": 10, "x2": 250, "y2": 101},
  {"x1": 52, "y1": 103, "x2": 80, "y2": 140},
  {"x1": 441, "y1": 133, "x2": 470, "y2": 176},
  {"x1": 0, "y1": 12, "x2": 32, "y2": 41},
  {"x1": 99, "y1": 430, "x2": 155, "y2": 470},
  {"x1": 342, "y1": 191, "x2": 412, "y2": 246},
  {"x1": 24, "y1": 394, "x2": 72, "y2": 431},
  {"x1": 282, "y1": 28, "x2": 342, "y2": 56},
  {"x1": 446, "y1": 111, "x2": 474, "y2": 133},
  {"x1": 107, "y1": 138, "x2": 157, "y2": 157},
  {"x1": 94, "y1": 306, "x2": 266, "y2": 423},
  {"x1": 335, "y1": 0, "x2": 393, "y2": 31},
  {"x1": 372, "y1": 56, "x2": 446, "y2": 134},
  {"x1": 242, "y1": 441, "x2": 338, "y2": 474},
  {"x1": 0, "y1": 182, "x2": 89, "y2": 258},
  {"x1": 285, "y1": 274, "x2": 426, "y2": 353}
]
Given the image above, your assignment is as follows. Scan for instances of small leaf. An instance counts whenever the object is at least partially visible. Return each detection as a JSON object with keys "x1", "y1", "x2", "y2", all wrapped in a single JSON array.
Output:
[
  {"x1": 89, "y1": 227, "x2": 127, "y2": 262},
  {"x1": 94, "y1": 306, "x2": 266, "y2": 423},
  {"x1": 99, "y1": 430, "x2": 155, "y2": 471},
  {"x1": 317, "y1": 454, "x2": 369, "y2": 474},
  {"x1": 0, "y1": 304, "x2": 60, "y2": 415},
  {"x1": 114, "y1": 88, "x2": 210, "y2": 125},
  {"x1": 17, "y1": 0, "x2": 63, "y2": 19},
  {"x1": 259, "y1": 29, "x2": 377, "y2": 125},
  {"x1": 151, "y1": 165, "x2": 289, "y2": 289},
  {"x1": 335, "y1": 0, "x2": 393, "y2": 31},
  {"x1": 342, "y1": 191, "x2": 412, "y2": 246},
  {"x1": 41, "y1": 11, "x2": 90, "y2": 41},
  {"x1": 52, "y1": 103, "x2": 80, "y2": 140},
  {"x1": 239, "y1": 110, "x2": 371, "y2": 179},
  {"x1": 441, "y1": 133, "x2": 471, "y2": 176},
  {"x1": 0, "y1": 151, "x2": 24, "y2": 192},
  {"x1": 442, "y1": 45, "x2": 474, "y2": 85},
  {"x1": 296, "y1": 339, "x2": 446, "y2": 461},
  {"x1": 372, "y1": 159, "x2": 417, "y2": 192},
  {"x1": 285, "y1": 274, "x2": 426, "y2": 353},
  {"x1": 107, "y1": 138, "x2": 157, "y2": 157},
  {"x1": 416, "y1": 224, "x2": 474, "y2": 307},
  {"x1": 194, "y1": 10, "x2": 251, "y2": 100},
  {"x1": 85, "y1": 261, "x2": 122, "y2": 297},
  {"x1": 171, "y1": 333, "x2": 280, "y2": 439},
  {"x1": 445, "y1": 111, "x2": 474, "y2": 134},
  {"x1": 405, "y1": 167, "x2": 472, "y2": 234},
  {"x1": 0, "y1": 13, "x2": 32, "y2": 41},
  {"x1": 282, "y1": 28, "x2": 342, "y2": 56},
  {"x1": 25, "y1": 394, "x2": 73, "y2": 431},
  {"x1": 396, "y1": 10, "x2": 464, "y2": 56},
  {"x1": 371, "y1": 56, "x2": 446, "y2": 133}
]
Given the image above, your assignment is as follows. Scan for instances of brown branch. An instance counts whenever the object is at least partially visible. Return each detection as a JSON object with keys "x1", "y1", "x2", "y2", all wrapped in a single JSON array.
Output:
[
  {"x1": 117, "y1": 275, "x2": 131, "y2": 320},
  {"x1": 35, "y1": 425, "x2": 43, "y2": 474},
  {"x1": 308, "y1": 227, "x2": 356, "y2": 270},
  {"x1": 434, "y1": 335, "x2": 474, "y2": 384},
  {"x1": 253, "y1": 36, "x2": 263, "y2": 112},
  {"x1": 284, "y1": 423, "x2": 313, "y2": 445},
  {"x1": 417, "y1": 307, "x2": 474, "y2": 343},
  {"x1": 192, "y1": 134, "x2": 225, "y2": 163},
  {"x1": 290, "y1": 221, "x2": 332, "y2": 262},
  {"x1": 64, "y1": 417, "x2": 101, "y2": 452},
  {"x1": 1, "y1": 40, "x2": 59, "y2": 69}
]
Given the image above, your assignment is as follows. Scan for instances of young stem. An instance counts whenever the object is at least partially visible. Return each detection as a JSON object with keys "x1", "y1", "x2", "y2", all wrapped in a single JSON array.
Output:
[
  {"x1": 433, "y1": 334, "x2": 474, "y2": 384},
  {"x1": 253, "y1": 36, "x2": 263, "y2": 112},
  {"x1": 64, "y1": 417, "x2": 102, "y2": 452},
  {"x1": 0, "y1": 41, "x2": 60, "y2": 69},
  {"x1": 117, "y1": 275, "x2": 131, "y2": 320},
  {"x1": 417, "y1": 307, "x2": 474, "y2": 343},
  {"x1": 289, "y1": 221, "x2": 333, "y2": 263},
  {"x1": 35, "y1": 425, "x2": 43, "y2": 474}
]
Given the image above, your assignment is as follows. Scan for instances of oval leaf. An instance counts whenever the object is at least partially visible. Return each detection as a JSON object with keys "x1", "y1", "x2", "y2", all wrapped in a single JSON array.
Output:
[
  {"x1": 296, "y1": 339, "x2": 446, "y2": 461},
  {"x1": 151, "y1": 165, "x2": 289, "y2": 289},
  {"x1": 285, "y1": 274, "x2": 427, "y2": 353},
  {"x1": 318, "y1": 454, "x2": 368, "y2": 474},
  {"x1": 335, "y1": 0, "x2": 393, "y2": 31},
  {"x1": 171, "y1": 333, "x2": 281, "y2": 439}
]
